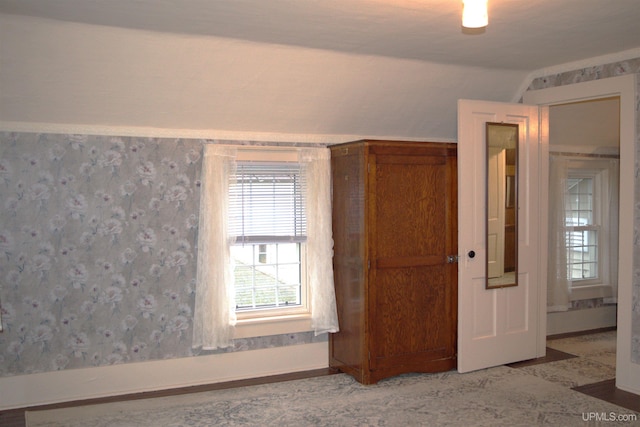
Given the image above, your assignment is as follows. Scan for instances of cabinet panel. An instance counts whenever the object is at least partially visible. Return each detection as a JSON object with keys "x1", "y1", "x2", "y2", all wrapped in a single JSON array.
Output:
[
  {"x1": 328, "y1": 144, "x2": 366, "y2": 381},
  {"x1": 372, "y1": 154, "x2": 447, "y2": 261},
  {"x1": 329, "y1": 140, "x2": 457, "y2": 384},
  {"x1": 371, "y1": 265, "x2": 454, "y2": 370}
]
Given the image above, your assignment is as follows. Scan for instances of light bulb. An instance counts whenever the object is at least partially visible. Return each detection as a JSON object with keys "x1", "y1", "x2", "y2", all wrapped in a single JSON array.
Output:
[{"x1": 462, "y1": 0, "x2": 488, "y2": 28}]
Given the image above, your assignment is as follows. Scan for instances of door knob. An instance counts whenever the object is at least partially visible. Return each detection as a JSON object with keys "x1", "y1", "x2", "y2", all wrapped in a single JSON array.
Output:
[{"x1": 468, "y1": 250, "x2": 476, "y2": 259}]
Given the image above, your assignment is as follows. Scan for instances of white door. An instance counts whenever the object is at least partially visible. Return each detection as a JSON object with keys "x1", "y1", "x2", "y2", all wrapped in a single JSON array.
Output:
[{"x1": 457, "y1": 99, "x2": 545, "y2": 373}]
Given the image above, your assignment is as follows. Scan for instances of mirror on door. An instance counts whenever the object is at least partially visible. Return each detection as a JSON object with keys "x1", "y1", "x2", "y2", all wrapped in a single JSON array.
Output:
[{"x1": 486, "y1": 122, "x2": 518, "y2": 289}]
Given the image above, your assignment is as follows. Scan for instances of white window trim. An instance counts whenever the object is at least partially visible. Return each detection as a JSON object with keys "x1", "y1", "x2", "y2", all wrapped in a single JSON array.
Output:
[
  {"x1": 570, "y1": 284, "x2": 614, "y2": 302},
  {"x1": 234, "y1": 314, "x2": 313, "y2": 339},
  {"x1": 232, "y1": 148, "x2": 312, "y2": 336},
  {"x1": 235, "y1": 244, "x2": 309, "y2": 319},
  {"x1": 566, "y1": 162, "x2": 614, "y2": 301},
  {"x1": 234, "y1": 243, "x2": 312, "y2": 338}
]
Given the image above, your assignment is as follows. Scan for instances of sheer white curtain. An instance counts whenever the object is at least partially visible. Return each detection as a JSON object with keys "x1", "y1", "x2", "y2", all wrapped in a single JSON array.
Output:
[
  {"x1": 547, "y1": 155, "x2": 571, "y2": 312},
  {"x1": 193, "y1": 145, "x2": 339, "y2": 350},
  {"x1": 192, "y1": 145, "x2": 237, "y2": 350},
  {"x1": 300, "y1": 147, "x2": 339, "y2": 335}
]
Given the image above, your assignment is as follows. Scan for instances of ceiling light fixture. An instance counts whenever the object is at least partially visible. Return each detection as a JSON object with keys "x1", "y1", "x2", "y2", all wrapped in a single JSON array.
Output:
[{"x1": 462, "y1": 0, "x2": 488, "y2": 29}]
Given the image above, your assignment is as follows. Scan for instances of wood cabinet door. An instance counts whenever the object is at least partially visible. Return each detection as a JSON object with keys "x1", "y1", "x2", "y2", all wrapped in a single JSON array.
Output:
[{"x1": 368, "y1": 145, "x2": 457, "y2": 373}]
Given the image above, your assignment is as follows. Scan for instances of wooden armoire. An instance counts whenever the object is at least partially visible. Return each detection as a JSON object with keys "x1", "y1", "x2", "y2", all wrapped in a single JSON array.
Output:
[{"x1": 329, "y1": 140, "x2": 458, "y2": 384}]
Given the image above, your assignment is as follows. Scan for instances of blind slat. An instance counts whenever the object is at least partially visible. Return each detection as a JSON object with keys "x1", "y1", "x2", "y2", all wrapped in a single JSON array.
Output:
[{"x1": 229, "y1": 162, "x2": 307, "y2": 239}]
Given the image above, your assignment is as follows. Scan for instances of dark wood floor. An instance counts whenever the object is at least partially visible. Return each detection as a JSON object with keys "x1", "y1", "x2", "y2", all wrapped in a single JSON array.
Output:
[
  {"x1": 506, "y1": 347, "x2": 578, "y2": 368},
  {"x1": 574, "y1": 379, "x2": 640, "y2": 413}
]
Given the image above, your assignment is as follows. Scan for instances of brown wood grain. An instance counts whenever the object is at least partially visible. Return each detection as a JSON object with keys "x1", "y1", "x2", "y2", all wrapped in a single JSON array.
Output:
[{"x1": 329, "y1": 140, "x2": 457, "y2": 384}]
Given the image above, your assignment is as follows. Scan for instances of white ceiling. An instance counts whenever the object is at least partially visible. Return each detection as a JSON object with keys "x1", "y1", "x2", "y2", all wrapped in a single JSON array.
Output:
[{"x1": 2, "y1": 0, "x2": 640, "y2": 71}]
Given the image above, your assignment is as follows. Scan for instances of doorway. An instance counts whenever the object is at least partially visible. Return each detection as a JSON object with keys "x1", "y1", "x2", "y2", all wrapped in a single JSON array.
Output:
[
  {"x1": 523, "y1": 73, "x2": 638, "y2": 395},
  {"x1": 546, "y1": 97, "x2": 620, "y2": 336}
]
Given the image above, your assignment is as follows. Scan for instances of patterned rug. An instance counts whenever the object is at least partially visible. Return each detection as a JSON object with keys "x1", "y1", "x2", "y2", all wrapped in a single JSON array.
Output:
[{"x1": 27, "y1": 331, "x2": 637, "y2": 426}]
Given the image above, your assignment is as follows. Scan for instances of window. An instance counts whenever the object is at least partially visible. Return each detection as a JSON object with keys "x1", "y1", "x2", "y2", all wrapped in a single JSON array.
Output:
[
  {"x1": 547, "y1": 155, "x2": 618, "y2": 312},
  {"x1": 565, "y1": 175, "x2": 599, "y2": 284},
  {"x1": 229, "y1": 161, "x2": 307, "y2": 314},
  {"x1": 562, "y1": 161, "x2": 618, "y2": 294},
  {"x1": 192, "y1": 145, "x2": 338, "y2": 350}
]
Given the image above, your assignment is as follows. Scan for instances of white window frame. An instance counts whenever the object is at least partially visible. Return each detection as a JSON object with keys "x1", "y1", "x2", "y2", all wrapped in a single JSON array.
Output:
[
  {"x1": 233, "y1": 244, "x2": 310, "y2": 318},
  {"x1": 566, "y1": 171, "x2": 601, "y2": 287},
  {"x1": 231, "y1": 149, "x2": 313, "y2": 338},
  {"x1": 565, "y1": 162, "x2": 614, "y2": 301}
]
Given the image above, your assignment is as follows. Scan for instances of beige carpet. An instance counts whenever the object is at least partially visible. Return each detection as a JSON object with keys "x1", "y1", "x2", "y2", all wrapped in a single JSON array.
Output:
[{"x1": 27, "y1": 331, "x2": 637, "y2": 426}]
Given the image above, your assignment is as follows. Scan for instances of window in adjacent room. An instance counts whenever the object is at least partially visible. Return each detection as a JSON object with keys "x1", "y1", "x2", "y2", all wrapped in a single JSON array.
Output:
[
  {"x1": 565, "y1": 174, "x2": 599, "y2": 285},
  {"x1": 562, "y1": 160, "x2": 617, "y2": 294},
  {"x1": 547, "y1": 155, "x2": 619, "y2": 312}
]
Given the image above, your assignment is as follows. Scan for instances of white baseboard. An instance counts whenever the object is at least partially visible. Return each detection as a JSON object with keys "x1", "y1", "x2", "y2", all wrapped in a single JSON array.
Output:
[
  {"x1": 0, "y1": 341, "x2": 328, "y2": 411},
  {"x1": 616, "y1": 377, "x2": 640, "y2": 396},
  {"x1": 546, "y1": 306, "x2": 617, "y2": 336}
]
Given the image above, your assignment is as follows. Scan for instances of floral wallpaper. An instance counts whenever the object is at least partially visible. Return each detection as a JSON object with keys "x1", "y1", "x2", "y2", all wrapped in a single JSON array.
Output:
[
  {"x1": 0, "y1": 132, "x2": 324, "y2": 378},
  {"x1": 527, "y1": 57, "x2": 640, "y2": 363},
  {"x1": 0, "y1": 132, "x2": 202, "y2": 376}
]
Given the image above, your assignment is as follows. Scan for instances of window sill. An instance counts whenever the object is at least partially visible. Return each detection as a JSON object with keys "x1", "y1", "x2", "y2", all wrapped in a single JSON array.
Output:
[
  {"x1": 233, "y1": 312, "x2": 313, "y2": 339},
  {"x1": 570, "y1": 284, "x2": 613, "y2": 301}
]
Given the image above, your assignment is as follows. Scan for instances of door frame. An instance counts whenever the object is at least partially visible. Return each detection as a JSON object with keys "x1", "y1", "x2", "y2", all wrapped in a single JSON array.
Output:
[{"x1": 523, "y1": 73, "x2": 638, "y2": 395}]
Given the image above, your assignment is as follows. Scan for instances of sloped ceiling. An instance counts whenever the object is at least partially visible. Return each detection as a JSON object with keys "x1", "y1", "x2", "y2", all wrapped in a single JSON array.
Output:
[
  {"x1": 3, "y1": 0, "x2": 640, "y2": 70},
  {"x1": 1, "y1": 0, "x2": 640, "y2": 141}
]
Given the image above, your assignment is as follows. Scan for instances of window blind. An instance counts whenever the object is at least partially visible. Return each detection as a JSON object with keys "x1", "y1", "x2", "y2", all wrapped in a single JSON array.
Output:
[{"x1": 229, "y1": 162, "x2": 307, "y2": 244}]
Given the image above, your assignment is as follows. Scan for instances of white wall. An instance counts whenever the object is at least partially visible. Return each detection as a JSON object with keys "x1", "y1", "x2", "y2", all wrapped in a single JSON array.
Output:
[
  {"x1": 0, "y1": 14, "x2": 528, "y2": 142},
  {"x1": 550, "y1": 97, "x2": 620, "y2": 150},
  {"x1": 0, "y1": 342, "x2": 327, "y2": 410}
]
